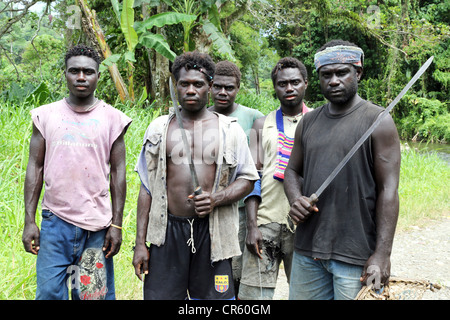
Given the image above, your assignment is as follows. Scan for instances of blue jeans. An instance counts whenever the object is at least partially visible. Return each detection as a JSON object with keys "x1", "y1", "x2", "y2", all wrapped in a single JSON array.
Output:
[
  {"x1": 289, "y1": 252, "x2": 363, "y2": 300},
  {"x1": 36, "y1": 210, "x2": 115, "y2": 300}
]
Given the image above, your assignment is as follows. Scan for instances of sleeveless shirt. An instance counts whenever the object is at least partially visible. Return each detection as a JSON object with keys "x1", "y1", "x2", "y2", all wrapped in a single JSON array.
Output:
[
  {"x1": 295, "y1": 100, "x2": 384, "y2": 266},
  {"x1": 31, "y1": 99, "x2": 132, "y2": 231}
]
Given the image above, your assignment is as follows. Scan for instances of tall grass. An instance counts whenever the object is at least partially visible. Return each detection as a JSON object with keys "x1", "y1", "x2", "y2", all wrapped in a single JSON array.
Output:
[
  {"x1": 398, "y1": 147, "x2": 450, "y2": 229},
  {"x1": 0, "y1": 99, "x2": 448, "y2": 299}
]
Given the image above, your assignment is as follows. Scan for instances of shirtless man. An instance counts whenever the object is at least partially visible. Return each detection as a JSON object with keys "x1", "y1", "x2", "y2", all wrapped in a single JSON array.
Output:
[{"x1": 132, "y1": 51, "x2": 259, "y2": 300}]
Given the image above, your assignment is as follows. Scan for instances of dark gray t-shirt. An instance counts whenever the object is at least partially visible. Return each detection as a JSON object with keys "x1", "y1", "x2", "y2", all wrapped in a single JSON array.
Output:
[{"x1": 294, "y1": 100, "x2": 384, "y2": 266}]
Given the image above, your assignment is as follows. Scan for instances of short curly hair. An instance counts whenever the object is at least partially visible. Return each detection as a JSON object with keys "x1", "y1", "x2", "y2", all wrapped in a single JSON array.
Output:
[
  {"x1": 171, "y1": 51, "x2": 215, "y2": 82},
  {"x1": 271, "y1": 57, "x2": 308, "y2": 85},
  {"x1": 215, "y1": 61, "x2": 241, "y2": 87},
  {"x1": 65, "y1": 44, "x2": 102, "y2": 70}
]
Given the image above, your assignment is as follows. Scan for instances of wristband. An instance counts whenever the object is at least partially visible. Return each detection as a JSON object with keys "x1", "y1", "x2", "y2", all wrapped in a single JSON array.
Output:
[{"x1": 111, "y1": 223, "x2": 123, "y2": 230}]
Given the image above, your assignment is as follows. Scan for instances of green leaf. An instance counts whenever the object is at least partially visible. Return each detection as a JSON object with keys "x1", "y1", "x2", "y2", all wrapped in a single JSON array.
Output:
[
  {"x1": 111, "y1": 0, "x2": 121, "y2": 24},
  {"x1": 139, "y1": 33, "x2": 177, "y2": 61},
  {"x1": 99, "y1": 53, "x2": 122, "y2": 72},
  {"x1": 135, "y1": 12, "x2": 197, "y2": 33},
  {"x1": 124, "y1": 51, "x2": 136, "y2": 63},
  {"x1": 25, "y1": 82, "x2": 50, "y2": 105},
  {"x1": 121, "y1": 0, "x2": 139, "y2": 52},
  {"x1": 202, "y1": 19, "x2": 234, "y2": 59},
  {"x1": 207, "y1": 5, "x2": 222, "y2": 32},
  {"x1": 137, "y1": 86, "x2": 148, "y2": 106}
]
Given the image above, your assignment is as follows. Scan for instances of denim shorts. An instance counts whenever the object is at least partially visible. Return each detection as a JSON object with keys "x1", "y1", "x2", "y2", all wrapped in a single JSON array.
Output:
[
  {"x1": 289, "y1": 252, "x2": 363, "y2": 300},
  {"x1": 35, "y1": 210, "x2": 115, "y2": 300}
]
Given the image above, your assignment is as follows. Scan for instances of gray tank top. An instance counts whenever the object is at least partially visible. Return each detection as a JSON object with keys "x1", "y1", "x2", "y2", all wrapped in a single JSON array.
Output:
[{"x1": 294, "y1": 100, "x2": 384, "y2": 266}]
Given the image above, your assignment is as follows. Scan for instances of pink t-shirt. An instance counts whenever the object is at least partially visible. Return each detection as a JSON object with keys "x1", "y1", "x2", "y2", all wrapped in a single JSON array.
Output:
[{"x1": 31, "y1": 99, "x2": 132, "y2": 231}]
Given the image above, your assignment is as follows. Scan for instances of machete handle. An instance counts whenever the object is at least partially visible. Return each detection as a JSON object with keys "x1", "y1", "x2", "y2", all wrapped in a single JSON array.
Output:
[
  {"x1": 308, "y1": 193, "x2": 319, "y2": 206},
  {"x1": 193, "y1": 186, "x2": 206, "y2": 218},
  {"x1": 194, "y1": 186, "x2": 202, "y2": 195}
]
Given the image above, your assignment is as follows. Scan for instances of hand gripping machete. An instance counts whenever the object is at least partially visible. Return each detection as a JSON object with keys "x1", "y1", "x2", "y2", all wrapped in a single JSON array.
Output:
[
  {"x1": 169, "y1": 76, "x2": 203, "y2": 196},
  {"x1": 308, "y1": 56, "x2": 434, "y2": 205}
]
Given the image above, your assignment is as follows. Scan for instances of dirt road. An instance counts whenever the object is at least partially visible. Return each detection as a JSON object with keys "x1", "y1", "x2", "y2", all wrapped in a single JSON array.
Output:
[{"x1": 273, "y1": 216, "x2": 450, "y2": 300}]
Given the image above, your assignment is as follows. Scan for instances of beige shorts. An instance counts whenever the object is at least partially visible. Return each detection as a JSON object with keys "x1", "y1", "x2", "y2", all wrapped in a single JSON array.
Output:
[{"x1": 240, "y1": 222, "x2": 294, "y2": 289}]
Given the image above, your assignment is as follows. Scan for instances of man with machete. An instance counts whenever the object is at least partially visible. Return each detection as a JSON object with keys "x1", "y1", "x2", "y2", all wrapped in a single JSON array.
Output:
[
  {"x1": 132, "y1": 51, "x2": 259, "y2": 300},
  {"x1": 284, "y1": 40, "x2": 401, "y2": 300}
]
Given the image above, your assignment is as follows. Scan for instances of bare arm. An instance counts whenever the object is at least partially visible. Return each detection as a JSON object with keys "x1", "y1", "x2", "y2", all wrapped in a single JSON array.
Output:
[
  {"x1": 103, "y1": 129, "x2": 128, "y2": 258},
  {"x1": 284, "y1": 119, "x2": 318, "y2": 225},
  {"x1": 22, "y1": 123, "x2": 45, "y2": 255},
  {"x1": 192, "y1": 178, "x2": 254, "y2": 217},
  {"x1": 244, "y1": 117, "x2": 265, "y2": 258},
  {"x1": 132, "y1": 184, "x2": 152, "y2": 281},
  {"x1": 361, "y1": 114, "x2": 400, "y2": 287},
  {"x1": 192, "y1": 122, "x2": 257, "y2": 217}
]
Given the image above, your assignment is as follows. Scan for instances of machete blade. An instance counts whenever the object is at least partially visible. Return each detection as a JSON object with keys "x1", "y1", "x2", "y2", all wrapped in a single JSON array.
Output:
[{"x1": 309, "y1": 55, "x2": 434, "y2": 204}]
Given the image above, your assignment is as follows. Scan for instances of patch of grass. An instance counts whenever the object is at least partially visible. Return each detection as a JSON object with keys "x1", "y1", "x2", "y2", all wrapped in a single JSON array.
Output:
[
  {"x1": 397, "y1": 148, "x2": 450, "y2": 230},
  {"x1": 0, "y1": 98, "x2": 448, "y2": 299}
]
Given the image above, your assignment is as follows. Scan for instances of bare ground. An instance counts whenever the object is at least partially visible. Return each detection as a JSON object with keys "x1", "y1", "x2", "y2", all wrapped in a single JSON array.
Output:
[{"x1": 273, "y1": 216, "x2": 450, "y2": 300}]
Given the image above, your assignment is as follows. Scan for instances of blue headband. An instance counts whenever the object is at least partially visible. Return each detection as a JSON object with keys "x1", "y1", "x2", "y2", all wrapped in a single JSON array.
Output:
[{"x1": 314, "y1": 45, "x2": 364, "y2": 71}]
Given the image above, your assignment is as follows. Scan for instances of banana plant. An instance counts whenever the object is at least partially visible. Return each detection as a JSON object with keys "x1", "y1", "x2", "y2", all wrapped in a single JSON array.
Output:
[
  {"x1": 100, "y1": 0, "x2": 236, "y2": 103},
  {"x1": 120, "y1": 0, "x2": 138, "y2": 101},
  {"x1": 102, "y1": 0, "x2": 198, "y2": 102},
  {"x1": 172, "y1": 0, "x2": 235, "y2": 59},
  {"x1": 134, "y1": 11, "x2": 197, "y2": 61}
]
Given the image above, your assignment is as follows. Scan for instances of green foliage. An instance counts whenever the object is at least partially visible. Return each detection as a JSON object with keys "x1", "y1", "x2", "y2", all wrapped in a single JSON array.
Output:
[
  {"x1": 1, "y1": 0, "x2": 449, "y2": 142},
  {"x1": 121, "y1": 0, "x2": 139, "y2": 53},
  {"x1": 398, "y1": 147, "x2": 450, "y2": 229},
  {"x1": 235, "y1": 87, "x2": 279, "y2": 115},
  {"x1": 202, "y1": 18, "x2": 235, "y2": 60},
  {"x1": 1, "y1": 100, "x2": 448, "y2": 298},
  {"x1": 134, "y1": 11, "x2": 197, "y2": 61},
  {"x1": 21, "y1": 34, "x2": 65, "y2": 75},
  {"x1": 397, "y1": 94, "x2": 449, "y2": 143}
]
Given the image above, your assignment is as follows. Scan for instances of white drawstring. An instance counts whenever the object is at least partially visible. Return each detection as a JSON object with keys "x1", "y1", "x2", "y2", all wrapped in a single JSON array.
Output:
[{"x1": 187, "y1": 219, "x2": 196, "y2": 253}]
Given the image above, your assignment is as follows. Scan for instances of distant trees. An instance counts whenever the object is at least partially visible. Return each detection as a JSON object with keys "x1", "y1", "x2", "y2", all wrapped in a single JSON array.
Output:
[{"x1": 1, "y1": 0, "x2": 448, "y2": 142}]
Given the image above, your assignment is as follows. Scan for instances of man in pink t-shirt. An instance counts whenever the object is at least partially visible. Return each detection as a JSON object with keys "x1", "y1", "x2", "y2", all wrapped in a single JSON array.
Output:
[{"x1": 22, "y1": 44, "x2": 132, "y2": 300}]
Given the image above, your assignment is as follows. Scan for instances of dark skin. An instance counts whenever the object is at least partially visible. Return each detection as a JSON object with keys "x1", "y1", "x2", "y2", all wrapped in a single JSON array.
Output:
[
  {"x1": 284, "y1": 63, "x2": 401, "y2": 287},
  {"x1": 132, "y1": 68, "x2": 254, "y2": 280},
  {"x1": 22, "y1": 55, "x2": 127, "y2": 258},
  {"x1": 208, "y1": 75, "x2": 240, "y2": 116},
  {"x1": 245, "y1": 67, "x2": 308, "y2": 259}
]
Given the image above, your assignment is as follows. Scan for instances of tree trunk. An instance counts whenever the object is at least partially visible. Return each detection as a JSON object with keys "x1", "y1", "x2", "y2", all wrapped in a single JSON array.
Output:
[
  {"x1": 148, "y1": 3, "x2": 171, "y2": 107},
  {"x1": 76, "y1": 0, "x2": 129, "y2": 102},
  {"x1": 141, "y1": 3, "x2": 156, "y2": 101},
  {"x1": 252, "y1": 65, "x2": 260, "y2": 95}
]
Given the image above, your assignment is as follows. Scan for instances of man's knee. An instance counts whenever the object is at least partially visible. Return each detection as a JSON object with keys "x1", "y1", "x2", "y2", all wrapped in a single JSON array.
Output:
[{"x1": 238, "y1": 283, "x2": 275, "y2": 300}]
